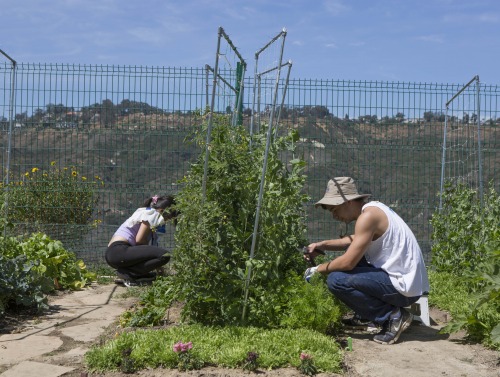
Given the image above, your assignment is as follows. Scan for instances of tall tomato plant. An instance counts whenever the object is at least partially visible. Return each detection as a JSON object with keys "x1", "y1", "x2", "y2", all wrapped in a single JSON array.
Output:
[
  {"x1": 431, "y1": 182, "x2": 499, "y2": 274},
  {"x1": 173, "y1": 113, "x2": 309, "y2": 327}
]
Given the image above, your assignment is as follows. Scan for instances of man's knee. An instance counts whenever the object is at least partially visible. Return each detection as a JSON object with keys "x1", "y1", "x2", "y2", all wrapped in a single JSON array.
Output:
[{"x1": 327, "y1": 271, "x2": 351, "y2": 293}]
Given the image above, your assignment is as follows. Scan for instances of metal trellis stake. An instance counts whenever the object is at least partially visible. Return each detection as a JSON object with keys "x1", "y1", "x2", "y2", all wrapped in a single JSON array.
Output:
[{"x1": 1, "y1": 49, "x2": 17, "y2": 237}]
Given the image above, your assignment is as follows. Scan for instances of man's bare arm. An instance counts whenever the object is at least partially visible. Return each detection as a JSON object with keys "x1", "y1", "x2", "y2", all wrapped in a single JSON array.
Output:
[{"x1": 316, "y1": 211, "x2": 379, "y2": 273}]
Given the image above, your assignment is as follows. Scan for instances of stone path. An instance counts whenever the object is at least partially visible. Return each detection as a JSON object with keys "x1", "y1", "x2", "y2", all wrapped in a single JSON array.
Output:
[{"x1": 0, "y1": 284, "x2": 133, "y2": 377}]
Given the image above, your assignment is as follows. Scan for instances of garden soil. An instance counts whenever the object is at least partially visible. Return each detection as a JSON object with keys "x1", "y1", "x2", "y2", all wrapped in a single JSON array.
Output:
[{"x1": 0, "y1": 283, "x2": 498, "y2": 377}]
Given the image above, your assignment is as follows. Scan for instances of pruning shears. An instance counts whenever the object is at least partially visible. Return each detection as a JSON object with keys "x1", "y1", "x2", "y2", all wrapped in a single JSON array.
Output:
[{"x1": 298, "y1": 246, "x2": 325, "y2": 267}]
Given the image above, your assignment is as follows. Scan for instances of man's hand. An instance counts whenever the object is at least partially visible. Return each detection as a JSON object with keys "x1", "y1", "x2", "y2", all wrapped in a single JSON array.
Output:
[
  {"x1": 304, "y1": 266, "x2": 319, "y2": 282},
  {"x1": 303, "y1": 243, "x2": 326, "y2": 265}
]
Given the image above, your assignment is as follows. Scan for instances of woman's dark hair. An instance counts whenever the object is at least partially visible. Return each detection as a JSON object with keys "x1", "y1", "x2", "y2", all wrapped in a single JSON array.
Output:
[
  {"x1": 144, "y1": 195, "x2": 175, "y2": 210},
  {"x1": 143, "y1": 195, "x2": 180, "y2": 224}
]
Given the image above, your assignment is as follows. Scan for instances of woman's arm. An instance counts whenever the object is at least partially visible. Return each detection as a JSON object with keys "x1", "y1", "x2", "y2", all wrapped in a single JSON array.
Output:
[{"x1": 135, "y1": 221, "x2": 152, "y2": 245}]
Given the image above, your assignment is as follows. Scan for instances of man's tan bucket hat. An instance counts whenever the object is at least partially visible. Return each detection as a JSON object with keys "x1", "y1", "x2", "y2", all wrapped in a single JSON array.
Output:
[{"x1": 315, "y1": 177, "x2": 371, "y2": 207}]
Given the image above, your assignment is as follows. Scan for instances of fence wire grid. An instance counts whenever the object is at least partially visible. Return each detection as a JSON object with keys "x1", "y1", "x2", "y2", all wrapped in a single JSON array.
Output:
[{"x1": 1, "y1": 62, "x2": 499, "y2": 264}]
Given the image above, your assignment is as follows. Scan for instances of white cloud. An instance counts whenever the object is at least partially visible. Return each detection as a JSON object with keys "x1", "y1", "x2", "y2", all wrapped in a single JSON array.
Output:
[
  {"x1": 443, "y1": 12, "x2": 500, "y2": 23},
  {"x1": 129, "y1": 28, "x2": 165, "y2": 45},
  {"x1": 323, "y1": 0, "x2": 349, "y2": 15},
  {"x1": 477, "y1": 13, "x2": 500, "y2": 22},
  {"x1": 325, "y1": 43, "x2": 337, "y2": 48},
  {"x1": 292, "y1": 40, "x2": 304, "y2": 46},
  {"x1": 415, "y1": 35, "x2": 445, "y2": 44}
]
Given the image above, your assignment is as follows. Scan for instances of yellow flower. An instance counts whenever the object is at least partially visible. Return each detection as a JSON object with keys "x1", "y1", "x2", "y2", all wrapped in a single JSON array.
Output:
[
  {"x1": 95, "y1": 175, "x2": 100, "y2": 180},
  {"x1": 81, "y1": 176, "x2": 87, "y2": 181},
  {"x1": 25, "y1": 172, "x2": 29, "y2": 177},
  {"x1": 31, "y1": 167, "x2": 39, "y2": 173},
  {"x1": 72, "y1": 171, "x2": 77, "y2": 177},
  {"x1": 50, "y1": 161, "x2": 56, "y2": 166}
]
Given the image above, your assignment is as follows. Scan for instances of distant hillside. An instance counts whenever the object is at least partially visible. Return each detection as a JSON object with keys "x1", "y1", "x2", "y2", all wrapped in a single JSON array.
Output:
[{"x1": 3, "y1": 111, "x2": 499, "y2": 262}]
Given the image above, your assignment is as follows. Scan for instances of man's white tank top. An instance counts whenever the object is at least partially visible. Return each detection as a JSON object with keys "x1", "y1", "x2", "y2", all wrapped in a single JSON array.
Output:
[{"x1": 363, "y1": 201, "x2": 430, "y2": 297}]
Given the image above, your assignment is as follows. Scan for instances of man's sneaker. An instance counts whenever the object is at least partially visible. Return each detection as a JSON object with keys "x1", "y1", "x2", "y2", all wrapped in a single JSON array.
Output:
[
  {"x1": 373, "y1": 308, "x2": 413, "y2": 345},
  {"x1": 342, "y1": 314, "x2": 379, "y2": 333}
]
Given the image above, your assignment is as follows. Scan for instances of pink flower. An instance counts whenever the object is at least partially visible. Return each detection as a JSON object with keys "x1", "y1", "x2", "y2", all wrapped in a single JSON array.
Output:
[
  {"x1": 181, "y1": 342, "x2": 193, "y2": 352},
  {"x1": 152, "y1": 195, "x2": 159, "y2": 205},
  {"x1": 300, "y1": 352, "x2": 312, "y2": 360},
  {"x1": 173, "y1": 341, "x2": 193, "y2": 353},
  {"x1": 173, "y1": 342, "x2": 183, "y2": 353}
]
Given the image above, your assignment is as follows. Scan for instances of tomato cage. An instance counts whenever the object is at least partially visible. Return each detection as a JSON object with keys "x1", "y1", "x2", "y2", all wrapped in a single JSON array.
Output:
[
  {"x1": 0, "y1": 48, "x2": 16, "y2": 236},
  {"x1": 202, "y1": 27, "x2": 247, "y2": 199},
  {"x1": 202, "y1": 27, "x2": 293, "y2": 321},
  {"x1": 243, "y1": 28, "x2": 292, "y2": 321},
  {"x1": 439, "y1": 75, "x2": 484, "y2": 210}
]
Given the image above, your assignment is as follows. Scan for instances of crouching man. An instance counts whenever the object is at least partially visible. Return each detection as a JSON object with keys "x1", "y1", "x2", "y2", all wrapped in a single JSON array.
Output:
[{"x1": 304, "y1": 177, "x2": 429, "y2": 345}]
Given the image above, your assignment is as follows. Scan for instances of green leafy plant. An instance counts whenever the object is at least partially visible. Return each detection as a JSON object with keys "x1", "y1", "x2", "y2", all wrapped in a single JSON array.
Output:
[
  {"x1": 280, "y1": 274, "x2": 345, "y2": 333},
  {"x1": 118, "y1": 276, "x2": 177, "y2": 327},
  {"x1": 171, "y1": 112, "x2": 310, "y2": 326},
  {"x1": 428, "y1": 270, "x2": 472, "y2": 317},
  {"x1": 430, "y1": 182, "x2": 500, "y2": 348},
  {"x1": 5, "y1": 161, "x2": 102, "y2": 239},
  {"x1": 431, "y1": 182, "x2": 499, "y2": 274},
  {"x1": 22, "y1": 233, "x2": 93, "y2": 289},
  {"x1": 438, "y1": 245, "x2": 500, "y2": 348},
  {"x1": 0, "y1": 253, "x2": 49, "y2": 316},
  {"x1": 2, "y1": 232, "x2": 95, "y2": 290},
  {"x1": 115, "y1": 113, "x2": 348, "y2": 332},
  {"x1": 0, "y1": 212, "x2": 49, "y2": 315},
  {"x1": 85, "y1": 324, "x2": 343, "y2": 373}
]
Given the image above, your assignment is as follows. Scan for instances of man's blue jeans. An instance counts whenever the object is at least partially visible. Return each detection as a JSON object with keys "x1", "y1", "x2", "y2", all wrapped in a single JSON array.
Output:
[{"x1": 326, "y1": 260, "x2": 420, "y2": 324}]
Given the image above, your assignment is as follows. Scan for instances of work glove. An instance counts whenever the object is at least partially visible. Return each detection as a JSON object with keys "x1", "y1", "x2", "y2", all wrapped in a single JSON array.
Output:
[{"x1": 304, "y1": 266, "x2": 318, "y2": 282}]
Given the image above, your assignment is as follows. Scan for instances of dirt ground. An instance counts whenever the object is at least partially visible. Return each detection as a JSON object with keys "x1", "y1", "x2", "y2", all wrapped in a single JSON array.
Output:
[{"x1": 4, "y1": 290, "x2": 499, "y2": 377}]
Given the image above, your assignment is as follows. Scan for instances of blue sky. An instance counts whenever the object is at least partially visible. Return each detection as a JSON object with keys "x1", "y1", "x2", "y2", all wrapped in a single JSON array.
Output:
[{"x1": 1, "y1": 0, "x2": 499, "y2": 85}]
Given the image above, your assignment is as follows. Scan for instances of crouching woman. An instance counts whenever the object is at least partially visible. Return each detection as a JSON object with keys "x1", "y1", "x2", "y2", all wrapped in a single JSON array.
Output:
[{"x1": 105, "y1": 195, "x2": 178, "y2": 286}]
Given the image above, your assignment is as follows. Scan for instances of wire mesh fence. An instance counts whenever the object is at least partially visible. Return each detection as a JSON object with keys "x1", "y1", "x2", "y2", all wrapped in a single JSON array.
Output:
[
  {"x1": 439, "y1": 76, "x2": 484, "y2": 209},
  {"x1": 1, "y1": 62, "x2": 499, "y2": 264}
]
